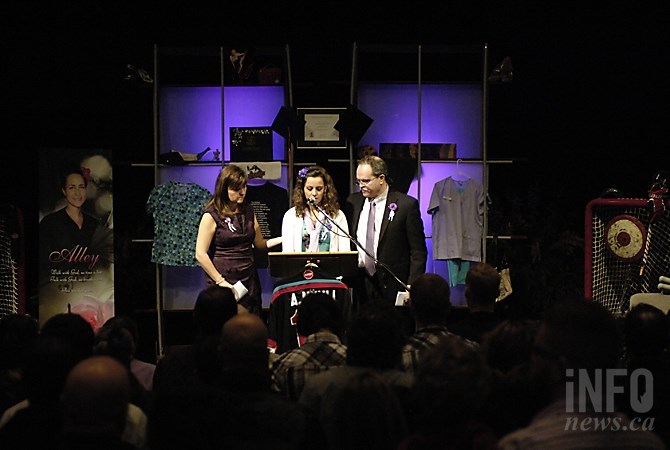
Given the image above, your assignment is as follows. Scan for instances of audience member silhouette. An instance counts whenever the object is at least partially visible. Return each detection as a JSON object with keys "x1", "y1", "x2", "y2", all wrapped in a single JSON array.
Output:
[
  {"x1": 621, "y1": 303, "x2": 670, "y2": 446},
  {"x1": 149, "y1": 285, "x2": 238, "y2": 450},
  {"x1": 0, "y1": 336, "x2": 81, "y2": 449},
  {"x1": 498, "y1": 298, "x2": 665, "y2": 449},
  {"x1": 479, "y1": 318, "x2": 541, "y2": 437},
  {"x1": 299, "y1": 304, "x2": 413, "y2": 447},
  {"x1": 194, "y1": 313, "x2": 316, "y2": 450},
  {"x1": 623, "y1": 303, "x2": 669, "y2": 368},
  {"x1": 399, "y1": 336, "x2": 498, "y2": 449},
  {"x1": 94, "y1": 324, "x2": 153, "y2": 415},
  {"x1": 329, "y1": 369, "x2": 408, "y2": 450},
  {"x1": 401, "y1": 272, "x2": 478, "y2": 375},
  {"x1": 0, "y1": 313, "x2": 95, "y2": 449},
  {"x1": 449, "y1": 262, "x2": 503, "y2": 343},
  {"x1": 481, "y1": 318, "x2": 539, "y2": 374},
  {"x1": 0, "y1": 313, "x2": 39, "y2": 416},
  {"x1": 271, "y1": 292, "x2": 347, "y2": 400},
  {"x1": 58, "y1": 355, "x2": 137, "y2": 450},
  {"x1": 101, "y1": 315, "x2": 156, "y2": 391},
  {"x1": 40, "y1": 311, "x2": 96, "y2": 360},
  {"x1": 217, "y1": 312, "x2": 272, "y2": 390}
]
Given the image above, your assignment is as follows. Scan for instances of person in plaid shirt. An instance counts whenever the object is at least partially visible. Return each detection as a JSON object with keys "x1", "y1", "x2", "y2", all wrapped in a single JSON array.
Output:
[
  {"x1": 271, "y1": 293, "x2": 347, "y2": 400},
  {"x1": 401, "y1": 273, "x2": 478, "y2": 375}
]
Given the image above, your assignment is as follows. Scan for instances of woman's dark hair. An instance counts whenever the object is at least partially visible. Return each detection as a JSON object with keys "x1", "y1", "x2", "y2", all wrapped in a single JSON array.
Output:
[
  {"x1": 61, "y1": 167, "x2": 88, "y2": 189},
  {"x1": 40, "y1": 313, "x2": 95, "y2": 362},
  {"x1": 193, "y1": 284, "x2": 238, "y2": 338}
]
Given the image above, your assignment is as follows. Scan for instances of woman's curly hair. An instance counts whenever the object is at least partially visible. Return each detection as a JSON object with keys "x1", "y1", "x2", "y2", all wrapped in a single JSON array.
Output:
[{"x1": 292, "y1": 165, "x2": 340, "y2": 217}]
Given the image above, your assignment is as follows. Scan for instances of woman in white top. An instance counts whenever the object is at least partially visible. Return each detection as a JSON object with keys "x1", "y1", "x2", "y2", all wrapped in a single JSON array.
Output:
[{"x1": 281, "y1": 165, "x2": 350, "y2": 252}]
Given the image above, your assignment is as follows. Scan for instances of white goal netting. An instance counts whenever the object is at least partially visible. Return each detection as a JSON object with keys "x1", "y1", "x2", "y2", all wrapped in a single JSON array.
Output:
[{"x1": 0, "y1": 205, "x2": 22, "y2": 317}]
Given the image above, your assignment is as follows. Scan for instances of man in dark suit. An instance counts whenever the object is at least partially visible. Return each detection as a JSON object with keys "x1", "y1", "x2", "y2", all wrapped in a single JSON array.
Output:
[{"x1": 343, "y1": 155, "x2": 427, "y2": 324}]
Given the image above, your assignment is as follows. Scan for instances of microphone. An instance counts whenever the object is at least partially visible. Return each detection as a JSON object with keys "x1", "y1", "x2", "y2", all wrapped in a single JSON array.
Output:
[{"x1": 308, "y1": 198, "x2": 408, "y2": 292}]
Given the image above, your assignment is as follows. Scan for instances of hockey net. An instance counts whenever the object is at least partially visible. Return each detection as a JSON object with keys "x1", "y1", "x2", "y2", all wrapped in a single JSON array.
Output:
[
  {"x1": 585, "y1": 198, "x2": 670, "y2": 315},
  {"x1": 0, "y1": 205, "x2": 23, "y2": 317}
]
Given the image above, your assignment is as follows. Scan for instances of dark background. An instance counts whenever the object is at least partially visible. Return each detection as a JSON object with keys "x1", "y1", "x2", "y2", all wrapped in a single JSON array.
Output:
[{"x1": 4, "y1": 2, "x2": 669, "y2": 315}]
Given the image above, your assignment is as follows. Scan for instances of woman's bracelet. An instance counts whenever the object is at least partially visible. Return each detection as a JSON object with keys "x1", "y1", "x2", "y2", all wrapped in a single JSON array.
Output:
[{"x1": 216, "y1": 276, "x2": 226, "y2": 286}]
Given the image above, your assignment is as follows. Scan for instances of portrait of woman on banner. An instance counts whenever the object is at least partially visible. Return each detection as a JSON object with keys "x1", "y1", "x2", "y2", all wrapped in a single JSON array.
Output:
[{"x1": 38, "y1": 154, "x2": 114, "y2": 330}]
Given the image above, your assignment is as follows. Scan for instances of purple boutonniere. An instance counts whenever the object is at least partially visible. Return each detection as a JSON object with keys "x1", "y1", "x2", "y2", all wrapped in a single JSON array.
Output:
[{"x1": 388, "y1": 203, "x2": 398, "y2": 221}]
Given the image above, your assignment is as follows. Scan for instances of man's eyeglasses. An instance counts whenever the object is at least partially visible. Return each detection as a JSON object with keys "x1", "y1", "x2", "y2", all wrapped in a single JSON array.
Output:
[{"x1": 355, "y1": 176, "x2": 379, "y2": 186}]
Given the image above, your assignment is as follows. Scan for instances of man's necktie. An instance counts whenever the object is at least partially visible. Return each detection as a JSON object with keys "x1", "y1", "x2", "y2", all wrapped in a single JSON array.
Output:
[{"x1": 365, "y1": 200, "x2": 376, "y2": 276}]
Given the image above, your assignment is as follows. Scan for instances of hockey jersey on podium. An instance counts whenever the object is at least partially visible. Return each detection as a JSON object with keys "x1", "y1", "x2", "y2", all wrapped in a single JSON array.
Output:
[{"x1": 267, "y1": 267, "x2": 351, "y2": 354}]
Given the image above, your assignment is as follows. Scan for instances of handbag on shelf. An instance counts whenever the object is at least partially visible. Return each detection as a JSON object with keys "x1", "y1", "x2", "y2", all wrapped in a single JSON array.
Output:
[{"x1": 497, "y1": 267, "x2": 513, "y2": 302}]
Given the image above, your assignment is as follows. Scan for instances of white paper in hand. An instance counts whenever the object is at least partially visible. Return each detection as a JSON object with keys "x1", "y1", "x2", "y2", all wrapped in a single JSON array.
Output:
[
  {"x1": 232, "y1": 280, "x2": 249, "y2": 302},
  {"x1": 395, "y1": 291, "x2": 408, "y2": 306}
]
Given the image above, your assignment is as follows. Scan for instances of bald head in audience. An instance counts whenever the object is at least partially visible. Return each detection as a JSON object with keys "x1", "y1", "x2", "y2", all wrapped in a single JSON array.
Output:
[
  {"x1": 61, "y1": 355, "x2": 130, "y2": 438},
  {"x1": 219, "y1": 313, "x2": 270, "y2": 391},
  {"x1": 220, "y1": 312, "x2": 268, "y2": 353}
]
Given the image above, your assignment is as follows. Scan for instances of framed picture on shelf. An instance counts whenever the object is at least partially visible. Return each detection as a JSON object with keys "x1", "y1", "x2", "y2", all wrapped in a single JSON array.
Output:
[
  {"x1": 230, "y1": 127, "x2": 273, "y2": 162},
  {"x1": 297, "y1": 107, "x2": 347, "y2": 149}
]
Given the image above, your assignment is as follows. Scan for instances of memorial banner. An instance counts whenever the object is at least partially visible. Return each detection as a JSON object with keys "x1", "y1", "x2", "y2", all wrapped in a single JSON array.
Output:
[{"x1": 38, "y1": 149, "x2": 114, "y2": 331}]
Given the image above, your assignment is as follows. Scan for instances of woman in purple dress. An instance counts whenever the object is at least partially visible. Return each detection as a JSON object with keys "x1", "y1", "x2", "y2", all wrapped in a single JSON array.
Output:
[{"x1": 195, "y1": 164, "x2": 281, "y2": 315}]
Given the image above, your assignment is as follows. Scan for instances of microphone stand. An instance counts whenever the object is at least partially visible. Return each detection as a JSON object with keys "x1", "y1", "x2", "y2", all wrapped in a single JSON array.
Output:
[{"x1": 307, "y1": 199, "x2": 409, "y2": 292}]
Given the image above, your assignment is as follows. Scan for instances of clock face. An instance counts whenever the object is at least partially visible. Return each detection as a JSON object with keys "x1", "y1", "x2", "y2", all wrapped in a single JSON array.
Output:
[{"x1": 605, "y1": 215, "x2": 646, "y2": 260}]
